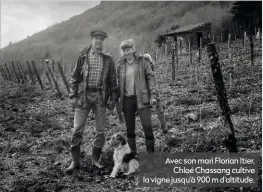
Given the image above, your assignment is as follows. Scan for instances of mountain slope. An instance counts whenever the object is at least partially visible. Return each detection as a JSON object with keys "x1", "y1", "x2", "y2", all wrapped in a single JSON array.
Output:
[{"x1": 0, "y1": 1, "x2": 233, "y2": 69}]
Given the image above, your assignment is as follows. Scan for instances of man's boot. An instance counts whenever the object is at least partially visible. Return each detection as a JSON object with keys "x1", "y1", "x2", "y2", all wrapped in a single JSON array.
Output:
[
  {"x1": 127, "y1": 137, "x2": 137, "y2": 158},
  {"x1": 145, "y1": 139, "x2": 155, "y2": 153},
  {"x1": 92, "y1": 146, "x2": 103, "y2": 168},
  {"x1": 66, "y1": 147, "x2": 80, "y2": 173}
]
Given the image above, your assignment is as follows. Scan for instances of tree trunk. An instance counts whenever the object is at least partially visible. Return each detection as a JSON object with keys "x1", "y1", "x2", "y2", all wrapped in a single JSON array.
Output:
[{"x1": 206, "y1": 43, "x2": 238, "y2": 152}]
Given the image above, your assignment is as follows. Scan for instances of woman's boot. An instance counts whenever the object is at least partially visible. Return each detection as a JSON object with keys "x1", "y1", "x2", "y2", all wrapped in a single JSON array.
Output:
[
  {"x1": 127, "y1": 137, "x2": 137, "y2": 158},
  {"x1": 145, "y1": 139, "x2": 155, "y2": 153}
]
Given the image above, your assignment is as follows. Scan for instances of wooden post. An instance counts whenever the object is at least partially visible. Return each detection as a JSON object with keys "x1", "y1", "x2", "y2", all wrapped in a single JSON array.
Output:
[
  {"x1": 175, "y1": 37, "x2": 178, "y2": 67},
  {"x1": 46, "y1": 71, "x2": 54, "y2": 90},
  {"x1": 57, "y1": 61, "x2": 70, "y2": 93},
  {"x1": 200, "y1": 103, "x2": 203, "y2": 125},
  {"x1": 52, "y1": 59, "x2": 55, "y2": 73},
  {"x1": 189, "y1": 64, "x2": 192, "y2": 86},
  {"x1": 249, "y1": 35, "x2": 254, "y2": 66},
  {"x1": 206, "y1": 43, "x2": 238, "y2": 152},
  {"x1": 196, "y1": 63, "x2": 199, "y2": 86},
  {"x1": 196, "y1": 36, "x2": 201, "y2": 85},
  {"x1": 259, "y1": 28, "x2": 262, "y2": 43},
  {"x1": 244, "y1": 31, "x2": 247, "y2": 48},
  {"x1": 14, "y1": 61, "x2": 23, "y2": 83},
  {"x1": 179, "y1": 38, "x2": 182, "y2": 55},
  {"x1": 189, "y1": 38, "x2": 192, "y2": 66},
  {"x1": 199, "y1": 37, "x2": 202, "y2": 62},
  {"x1": 45, "y1": 60, "x2": 62, "y2": 97},
  {"x1": 16, "y1": 61, "x2": 26, "y2": 83},
  {"x1": 26, "y1": 61, "x2": 36, "y2": 85},
  {"x1": 0, "y1": 66, "x2": 5, "y2": 80},
  {"x1": 0, "y1": 67, "x2": 5, "y2": 80},
  {"x1": 165, "y1": 41, "x2": 169, "y2": 83},
  {"x1": 11, "y1": 61, "x2": 20, "y2": 83},
  {"x1": 40, "y1": 60, "x2": 46, "y2": 80},
  {"x1": 213, "y1": 34, "x2": 215, "y2": 42},
  {"x1": 0, "y1": 65, "x2": 8, "y2": 80},
  {"x1": 154, "y1": 77, "x2": 167, "y2": 133},
  {"x1": 155, "y1": 47, "x2": 159, "y2": 62},
  {"x1": 60, "y1": 59, "x2": 66, "y2": 73},
  {"x1": 172, "y1": 36, "x2": 177, "y2": 84},
  {"x1": 4, "y1": 63, "x2": 12, "y2": 82},
  {"x1": 228, "y1": 33, "x2": 231, "y2": 51},
  {"x1": 229, "y1": 73, "x2": 232, "y2": 91},
  {"x1": 228, "y1": 33, "x2": 232, "y2": 65},
  {"x1": 248, "y1": 94, "x2": 253, "y2": 117},
  {"x1": 256, "y1": 28, "x2": 260, "y2": 40},
  {"x1": 171, "y1": 48, "x2": 175, "y2": 83},
  {"x1": 31, "y1": 60, "x2": 44, "y2": 90},
  {"x1": 220, "y1": 34, "x2": 222, "y2": 43}
]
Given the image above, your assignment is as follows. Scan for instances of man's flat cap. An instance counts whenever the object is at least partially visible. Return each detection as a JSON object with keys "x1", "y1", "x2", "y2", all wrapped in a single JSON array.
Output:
[{"x1": 90, "y1": 30, "x2": 108, "y2": 38}]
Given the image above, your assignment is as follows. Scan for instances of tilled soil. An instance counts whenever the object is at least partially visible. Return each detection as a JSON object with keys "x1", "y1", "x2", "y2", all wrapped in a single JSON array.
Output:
[{"x1": 0, "y1": 39, "x2": 262, "y2": 192}]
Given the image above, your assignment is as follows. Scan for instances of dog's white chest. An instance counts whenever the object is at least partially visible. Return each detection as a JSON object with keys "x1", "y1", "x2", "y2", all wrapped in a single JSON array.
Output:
[{"x1": 113, "y1": 144, "x2": 131, "y2": 163}]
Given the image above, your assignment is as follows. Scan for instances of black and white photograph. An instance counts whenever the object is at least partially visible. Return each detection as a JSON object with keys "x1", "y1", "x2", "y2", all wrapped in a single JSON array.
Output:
[{"x1": 0, "y1": 1, "x2": 262, "y2": 191}]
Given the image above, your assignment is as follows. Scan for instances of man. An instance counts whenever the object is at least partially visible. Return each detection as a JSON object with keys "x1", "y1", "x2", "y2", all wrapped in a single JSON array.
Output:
[{"x1": 66, "y1": 30, "x2": 118, "y2": 173}]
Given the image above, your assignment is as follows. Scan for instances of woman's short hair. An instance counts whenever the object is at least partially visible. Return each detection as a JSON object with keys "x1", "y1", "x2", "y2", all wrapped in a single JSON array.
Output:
[{"x1": 120, "y1": 39, "x2": 136, "y2": 50}]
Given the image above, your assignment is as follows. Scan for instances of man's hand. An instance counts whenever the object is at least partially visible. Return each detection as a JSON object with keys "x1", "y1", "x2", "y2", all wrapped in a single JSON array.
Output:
[
  {"x1": 150, "y1": 98, "x2": 157, "y2": 106},
  {"x1": 107, "y1": 100, "x2": 116, "y2": 111},
  {"x1": 70, "y1": 97, "x2": 77, "y2": 108}
]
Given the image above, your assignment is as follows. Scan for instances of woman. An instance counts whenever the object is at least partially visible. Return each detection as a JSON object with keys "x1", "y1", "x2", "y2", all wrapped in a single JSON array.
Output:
[{"x1": 116, "y1": 39, "x2": 157, "y2": 157}]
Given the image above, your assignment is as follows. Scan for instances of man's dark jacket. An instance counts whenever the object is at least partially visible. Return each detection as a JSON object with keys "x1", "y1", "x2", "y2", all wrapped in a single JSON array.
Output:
[{"x1": 69, "y1": 46, "x2": 118, "y2": 108}]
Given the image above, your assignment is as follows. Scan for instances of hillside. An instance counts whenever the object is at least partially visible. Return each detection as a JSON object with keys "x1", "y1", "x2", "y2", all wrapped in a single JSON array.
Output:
[{"x1": 0, "y1": 1, "x2": 233, "y2": 69}]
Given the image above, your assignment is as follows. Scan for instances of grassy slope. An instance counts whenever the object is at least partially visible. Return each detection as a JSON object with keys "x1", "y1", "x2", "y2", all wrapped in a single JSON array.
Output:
[
  {"x1": 0, "y1": 37, "x2": 261, "y2": 191},
  {"x1": 1, "y1": 1, "x2": 232, "y2": 69}
]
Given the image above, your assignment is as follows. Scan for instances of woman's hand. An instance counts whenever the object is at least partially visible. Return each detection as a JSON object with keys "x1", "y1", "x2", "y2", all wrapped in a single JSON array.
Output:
[{"x1": 70, "y1": 97, "x2": 77, "y2": 108}]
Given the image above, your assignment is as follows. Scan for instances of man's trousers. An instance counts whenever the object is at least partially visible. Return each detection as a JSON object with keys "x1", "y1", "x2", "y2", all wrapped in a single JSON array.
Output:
[{"x1": 70, "y1": 91, "x2": 106, "y2": 151}]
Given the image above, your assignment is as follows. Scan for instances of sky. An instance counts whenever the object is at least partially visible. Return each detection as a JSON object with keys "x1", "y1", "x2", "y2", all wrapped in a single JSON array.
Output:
[{"x1": 1, "y1": 0, "x2": 100, "y2": 48}]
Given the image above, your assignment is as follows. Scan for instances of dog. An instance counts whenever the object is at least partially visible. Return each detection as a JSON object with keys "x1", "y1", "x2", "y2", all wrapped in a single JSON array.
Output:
[{"x1": 109, "y1": 132, "x2": 139, "y2": 178}]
